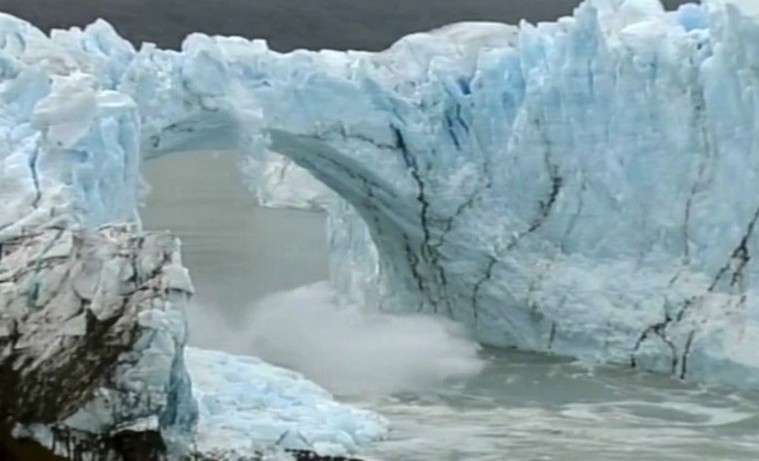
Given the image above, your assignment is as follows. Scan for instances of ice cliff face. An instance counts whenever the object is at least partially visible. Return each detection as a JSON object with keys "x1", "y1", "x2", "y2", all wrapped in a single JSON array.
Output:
[
  {"x1": 130, "y1": 0, "x2": 759, "y2": 388},
  {"x1": 0, "y1": 225, "x2": 196, "y2": 459},
  {"x1": 3, "y1": 2, "x2": 759, "y2": 449}
]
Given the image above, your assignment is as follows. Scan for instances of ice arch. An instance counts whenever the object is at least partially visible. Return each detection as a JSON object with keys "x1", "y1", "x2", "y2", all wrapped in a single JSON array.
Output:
[{"x1": 3, "y1": 0, "x2": 759, "y2": 394}]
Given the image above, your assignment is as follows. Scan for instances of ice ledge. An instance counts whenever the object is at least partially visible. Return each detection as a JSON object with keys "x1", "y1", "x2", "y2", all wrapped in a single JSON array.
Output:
[{"x1": 188, "y1": 347, "x2": 388, "y2": 459}]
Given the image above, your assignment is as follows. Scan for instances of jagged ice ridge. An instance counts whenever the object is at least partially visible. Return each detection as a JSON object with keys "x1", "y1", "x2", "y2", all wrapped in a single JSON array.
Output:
[{"x1": 2, "y1": 0, "x2": 759, "y2": 457}]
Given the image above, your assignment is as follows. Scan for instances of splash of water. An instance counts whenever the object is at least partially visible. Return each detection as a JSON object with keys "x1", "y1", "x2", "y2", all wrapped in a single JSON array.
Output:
[{"x1": 245, "y1": 282, "x2": 486, "y2": 397}]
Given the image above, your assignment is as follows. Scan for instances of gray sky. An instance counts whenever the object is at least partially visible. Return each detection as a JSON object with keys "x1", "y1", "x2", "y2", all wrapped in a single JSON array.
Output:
[{"x1": 0, "y1": 0, "x2": 691, "y2": 51}]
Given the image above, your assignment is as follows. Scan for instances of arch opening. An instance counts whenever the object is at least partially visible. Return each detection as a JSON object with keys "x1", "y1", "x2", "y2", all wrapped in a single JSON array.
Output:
[{"x1": 140, "y1": 146, "x2": 485, "y2": 398}]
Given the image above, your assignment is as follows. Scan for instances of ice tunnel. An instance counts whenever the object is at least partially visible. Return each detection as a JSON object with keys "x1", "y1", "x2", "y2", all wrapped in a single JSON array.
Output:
[{"x1": 4, "y1": 0, "x2": 759, "y2": 458}]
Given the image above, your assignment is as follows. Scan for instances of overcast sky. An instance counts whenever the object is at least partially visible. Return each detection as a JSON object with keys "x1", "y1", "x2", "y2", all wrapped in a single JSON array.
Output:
[{"x1": 0, "y1": 0, "x2": 691, "y2": 51}]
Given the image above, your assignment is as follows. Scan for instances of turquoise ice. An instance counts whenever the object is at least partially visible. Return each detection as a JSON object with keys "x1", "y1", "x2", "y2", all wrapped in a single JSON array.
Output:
[{"x1": 2, "y1": 0, "x2": 759, "y2": 456}]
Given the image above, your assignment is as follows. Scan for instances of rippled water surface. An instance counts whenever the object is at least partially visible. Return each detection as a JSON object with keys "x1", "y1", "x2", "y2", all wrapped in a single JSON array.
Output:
[
  {"x1": 361, "y1": 349, "x2": 759, "y2": 461},
  {"x1": 144, "y1": 152, "x2": 759, "y2": 461}
]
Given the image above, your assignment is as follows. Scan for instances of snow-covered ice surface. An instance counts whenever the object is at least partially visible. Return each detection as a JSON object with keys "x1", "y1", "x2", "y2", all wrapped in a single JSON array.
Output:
[
  {"x1": 187, "y1": 347, "x2": 388, "y2": 458},
  {"x1": 5, "y1": 0, "x2": 759, "y2": 456}
]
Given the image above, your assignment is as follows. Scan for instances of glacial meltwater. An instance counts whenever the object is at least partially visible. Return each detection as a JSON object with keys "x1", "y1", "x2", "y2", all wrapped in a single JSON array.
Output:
[{"x1": 144, "y1": 152, "x2": 759, "y2": 461}]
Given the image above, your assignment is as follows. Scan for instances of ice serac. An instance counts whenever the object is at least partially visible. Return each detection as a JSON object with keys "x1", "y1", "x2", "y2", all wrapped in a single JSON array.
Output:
[
  {"x1": 3, "y1": 1, "x2": 759, "y2": 449},
  {"x1": 125, "y1": 0, "x2": 759, "y2": 387},
  {"x1": 0, "y1": 225, "x2": 196, "y2": 459}
]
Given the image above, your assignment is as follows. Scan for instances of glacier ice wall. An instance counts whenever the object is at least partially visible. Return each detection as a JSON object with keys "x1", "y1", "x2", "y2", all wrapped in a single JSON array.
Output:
[
  {"x1": 0, "y1": 225, "x2": 197, "y2": 458},
  {"x1": 241, "y1": 149, "x2": 334, "y2": 210},
  {"x1": 3, "y1": 0, "x2": 759, "y2": 394},
  {"x1": 0, "y1": 15, "x2": 389, "y2": 458}
]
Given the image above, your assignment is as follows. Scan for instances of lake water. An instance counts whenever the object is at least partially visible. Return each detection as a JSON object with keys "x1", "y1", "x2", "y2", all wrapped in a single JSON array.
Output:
[{"x1": 143, "y1": 152, "x2": 759, "y2": 461}]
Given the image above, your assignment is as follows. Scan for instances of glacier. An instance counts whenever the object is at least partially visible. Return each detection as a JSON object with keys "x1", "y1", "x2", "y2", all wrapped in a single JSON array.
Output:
[
  {"x1": 0, "y1": 225, "x2": 387, "y2": 460},
  {"x1": 3, "y1": 0, "x2": 759, "y2": 457}
]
